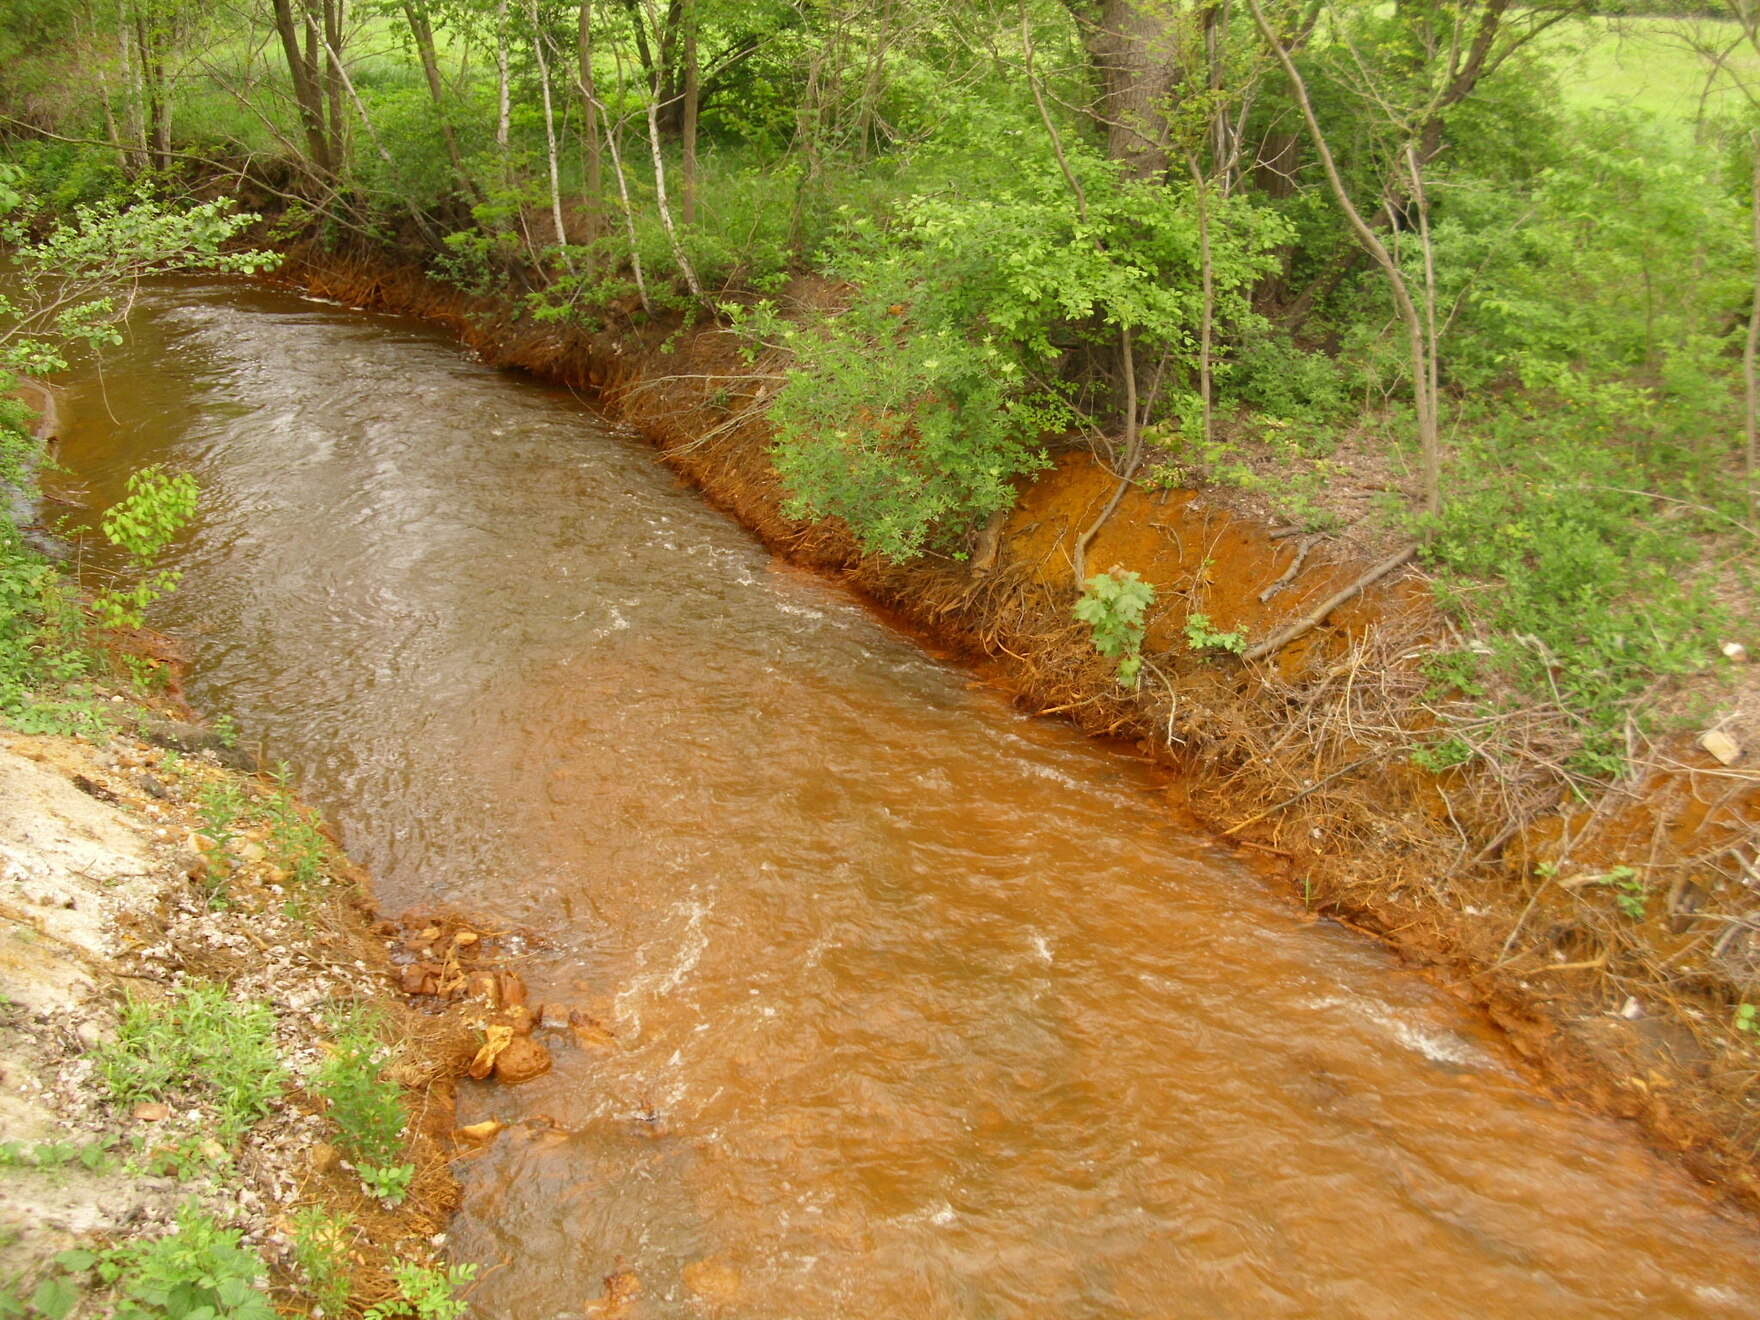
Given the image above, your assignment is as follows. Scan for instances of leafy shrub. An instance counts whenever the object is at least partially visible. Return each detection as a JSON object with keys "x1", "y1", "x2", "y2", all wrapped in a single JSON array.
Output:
[
  {"x1": 1182, "y1": 612, "x2": 1248, "y2": 656},
  {"x1": 363, "y1": 1263, "x2": 478, "y2": 1320},
  {"x1": 92, "y1": 467, "x2": 199, "y2": 631},
  {"x1": 1423, "y1": 422, "x2": 1721, "y2": 776},
  {"x1": 1074, "y1": 570, "x2": 1156, "y2": 686},
  {"x1": 748, "y1": 149, "x2": 1287, "y2": 559},
  {"x1": 290, "y1": 1208, "x2": 354, "y2": 1316}
]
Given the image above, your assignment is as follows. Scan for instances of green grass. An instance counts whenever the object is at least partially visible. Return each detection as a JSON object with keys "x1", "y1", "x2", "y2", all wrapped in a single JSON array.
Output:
[{"x1": 1547, "y1": 16, "x2": 1760, "y2": 128}]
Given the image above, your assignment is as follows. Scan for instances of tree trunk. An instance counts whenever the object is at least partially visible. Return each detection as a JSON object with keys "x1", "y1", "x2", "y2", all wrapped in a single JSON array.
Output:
[
  {"x1": 1078, "y1": 0, "x2": 1182, "y2": 178},
  {"x1": 527, "y1": 0, "x2": 573, "y2": 254},
  {"x1": 496, "y1": 0, "x2": 511, "y2": 157},
  {"x1": 579, "y1": 0, "x2": 604, "y2": 267},
  {"x1": 681, "y1": 0, "x2": 699, "y2": 226},
  {"x1": 322, "y1": 0, "x2": 347, "y2": 170},
  {"x1": 640, "y1": 0, "x2": 704, "y2": 298},
  {"x1": 271, "y1": 0, "x2": 332, "y2": 174},
  {"x1": 1747, "y1": 129, "x2": 1760, "y2": 526},
  {"x1": 1247, "y1": 0, "x2": 1442, "y2": 520},
  {"x1": 403, "y1": 0, "x2": 473, "y2": 197}
]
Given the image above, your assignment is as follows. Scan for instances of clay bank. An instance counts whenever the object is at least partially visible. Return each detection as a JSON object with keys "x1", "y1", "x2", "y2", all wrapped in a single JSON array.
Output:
[{"x1": 17, "y1": 274, "x2": 1758, "y2": 1317}]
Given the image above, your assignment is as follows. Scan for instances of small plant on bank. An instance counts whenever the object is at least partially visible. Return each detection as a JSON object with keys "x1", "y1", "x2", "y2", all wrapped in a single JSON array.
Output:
[
  {"x1": 194, "y1": 779, "x2": 249, "y2": 906},
  {"x1": 1735, "y1": 1003, "x2": 1758, "y2": 1036},
  {"x1": 95, "y1": 1202, "x2": 276, "y2": 1320},
  {"x1": 290, "y1": 1207, "x2": 355, "y2": 1316},
  {"x1": 1410, "y1": 736, "x2": 1475, "y2": 773},
  {"x1": 313, "y1": 1005, "x2": 414, "y2": 1205},
  {"x1": 1182, "y1": 612, "x2": 1248, "y2": 656},
  {"x1": 363, "y1": 1262, "x2": 478, "y2": 1320},
  {"x1": 96, "y1": 984, "x2": 283, "y2": 1142},
  {"x1": 267, "y1": 763, "x2": 330, "y2": 887},
  {"x1": 1589, "y1": 865, "x2": 1646, "y2": 920},
  {"x1": 91, "y1": 466, "x2": 199, "y2": 632},
  {"x1": 1074, "y1": 570, "x2": 1156, "y2": 687}
]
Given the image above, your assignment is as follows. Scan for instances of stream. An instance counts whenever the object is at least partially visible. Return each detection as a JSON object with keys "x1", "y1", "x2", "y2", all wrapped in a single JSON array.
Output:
[{"x1": 52, "y1": 280, "x2": 1760, "y2": 1318}]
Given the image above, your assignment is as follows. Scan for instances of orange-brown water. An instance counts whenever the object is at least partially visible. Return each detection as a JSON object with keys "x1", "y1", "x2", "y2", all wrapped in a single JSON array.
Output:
[{"x1": 53, "y1": 282, "x2": 1760, "y2": 1317}]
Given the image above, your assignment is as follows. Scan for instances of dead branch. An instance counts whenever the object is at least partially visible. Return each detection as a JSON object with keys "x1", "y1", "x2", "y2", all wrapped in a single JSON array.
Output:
[{"x1": 1241, "y1": 546, "x2": 1418, "y2": 661}]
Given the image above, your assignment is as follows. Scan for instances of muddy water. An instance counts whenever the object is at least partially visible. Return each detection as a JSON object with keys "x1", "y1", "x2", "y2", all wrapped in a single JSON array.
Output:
[{"x1": 53, "y1": 281, "x2": 1760, "y2": 1318}]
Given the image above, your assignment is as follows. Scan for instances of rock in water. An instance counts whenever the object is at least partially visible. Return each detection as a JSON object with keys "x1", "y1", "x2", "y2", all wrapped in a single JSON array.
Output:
[{"x1": 492, "y1": 1036, "x2": 552, "y2": 1085}]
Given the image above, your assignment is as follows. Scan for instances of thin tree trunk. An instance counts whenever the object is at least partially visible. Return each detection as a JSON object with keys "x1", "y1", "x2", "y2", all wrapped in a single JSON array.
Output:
[
  {"x1": 1746, "y1": 129, "x2": 1760, "y2": 526},
  {"x1": 527, "y1": 2, "x2": 573, "y2": 255},
  {"x1": 116, "y1": 0, "x2": 148, "y2": 173},
  {"x1": 1073, "y1": 325, "x2": 1143, "y2": 586},
  {"x1": 680, "y1": 0, "x2": 699, "y2": 226},
  {"x1": 1404, "y1": 144, "x2": 1442, "y2": 521},
  {"x1": 1247, "y1": 0, "x2": 1441, "y2": 520},
  {"x1": 85, "y1": 1, "x2": 127, "y2": 170},
  {"x1": 579, "y1": 0, "x2": 604, "y2": 267},
  {"x1": 496, "y1": 0, "x2": 511, "y2": 157},
  {"x1": 1187, "y1": 153, "x2": 1215, "y2": 451},
  {"x1": 323, "y1": 0, "x2": 346, "y2": 170},
  {"x1": 404, "y1": 1, "x2": 472, "y2": 195},
  {"x1": 639, "y1": 0, "x2": 703, "y2": 297},
  {"x1": 271, "y1": 0, "x2": 332, "y2": 174}
]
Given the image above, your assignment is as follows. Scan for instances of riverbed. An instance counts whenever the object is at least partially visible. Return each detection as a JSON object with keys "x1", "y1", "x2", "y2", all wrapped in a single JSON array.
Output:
[{"x1": 53, "y1": 280, "x2": 1760, "y2": 1318}]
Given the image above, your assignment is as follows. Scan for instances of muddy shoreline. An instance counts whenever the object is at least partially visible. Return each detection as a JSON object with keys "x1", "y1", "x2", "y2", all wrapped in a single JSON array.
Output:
[{"x1": 258, "y1": 247, "x2": 1760, "y2": 1217}]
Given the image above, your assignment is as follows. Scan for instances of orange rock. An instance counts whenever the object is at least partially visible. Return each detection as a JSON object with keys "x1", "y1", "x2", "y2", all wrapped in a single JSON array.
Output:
[
  {"x1": 132, "y1": 1101, "x2": 170, "y2": 1122},
  {"x1": 467, "y1": 1025, "x2": 515, "y2": 1079},
  {"x1": 454, "y1": 1119, "x2": 506, "y2": 1145},
  {"x1": 492, "y1": 1004, "x2": 535, "y2": 1037},
  {"x1": 465, "y1": 971, "x2": 500, "y2": 1004},
  {"x1": 491, "y1": 1036, "x2": 552, "y2": 1085},
  {"x1": 310, "y1": 1142, "x2": 342, "y2": 1173},
  {"x1": 498, "y1": 970, "x2": 528, "y2": 1008},
  {"x1": 399, "y1": 965, "x2": 427, "y2": 995}
]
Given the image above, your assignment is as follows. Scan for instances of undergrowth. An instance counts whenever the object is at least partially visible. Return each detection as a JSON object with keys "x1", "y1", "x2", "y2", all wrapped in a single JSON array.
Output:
[
  {"x1": 97, "y1": 985, "x2": 284, "y2": 1142},
  {"x1": 312, "y1": 1005, "x2": 414, "y2": 1206},
  {"x1": 1419, "y1": 417, "x2": 1730, "y2": 778}
]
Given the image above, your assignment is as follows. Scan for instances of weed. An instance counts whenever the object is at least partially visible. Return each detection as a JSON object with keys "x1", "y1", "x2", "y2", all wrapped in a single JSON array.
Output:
[
  {"x1": 194, "y1": 780, "x2": 249, "y2": 906},
  {"x1": 290, "y1": 1207, "x2": 355, "y2": 1316},
  {"x1": 94, "y1": 1202, "x2": 275, "y2": 1320},
  {"x1": 266, "y1": 763, "x2": 329, "y2": 887},
  {"x1": 313, "y1": 1005, "x2": 413, "y2": 1205},
  {"x1": 1182, "y1": 612, "x2": 1248, "y2": 656},
  {"x1": 1410, "y1": 736, "x2": 1474, "y2": 773},
  {"x1": 1589, "y1": 865, "x2": 1646, "y2": 920},
  {"x1": 1736, "y1": 1003, "x2": 1758, "y2": 1036},
  {"x1": 363, "y1": 1263, "x2": 478, "y2": 1320},
  {"x1": 1074, "y1": 570, "x2": 1156, "y2": 687},
  {"x1": 96, "y1": 984, "x2": 283, "y2": 1141},
  {"x1": 0, "y1": 1138, "x2": 111, "y2": 1172}
]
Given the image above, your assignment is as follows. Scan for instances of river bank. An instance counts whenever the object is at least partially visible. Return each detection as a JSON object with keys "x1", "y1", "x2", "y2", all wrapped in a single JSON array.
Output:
[{"x1": 270, "y1": 247, "x2": 1760, "y2": 1214}]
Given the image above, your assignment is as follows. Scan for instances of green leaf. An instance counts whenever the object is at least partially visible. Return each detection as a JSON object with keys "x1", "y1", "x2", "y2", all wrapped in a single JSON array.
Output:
[{"x1": 30, "y1": 1276, "x2": 78, "y2": 1320}]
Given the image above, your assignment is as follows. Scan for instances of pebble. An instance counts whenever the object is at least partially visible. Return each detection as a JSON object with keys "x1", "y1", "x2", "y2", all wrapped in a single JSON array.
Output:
[{"x1": 1699, "y1": 730, "x2": 1743, "y2": 766}]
